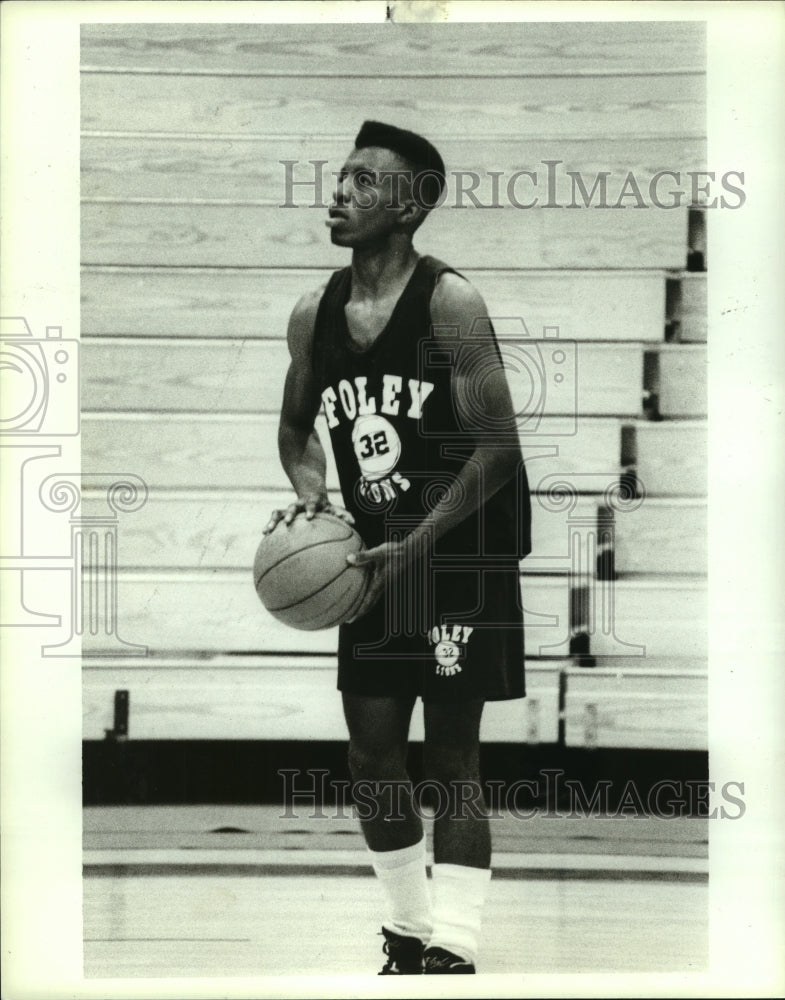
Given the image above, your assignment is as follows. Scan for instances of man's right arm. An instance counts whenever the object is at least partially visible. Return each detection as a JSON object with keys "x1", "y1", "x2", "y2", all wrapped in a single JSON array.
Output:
[{"x1": 263, "y1": 288, "x2": 354, "y2": 533}]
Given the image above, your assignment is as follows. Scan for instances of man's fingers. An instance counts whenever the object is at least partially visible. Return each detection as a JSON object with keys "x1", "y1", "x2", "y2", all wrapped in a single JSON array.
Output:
[
  {"x1": 344, "y1": 548, "x2": 386, "y2": 621},
  {"x1": 283, "y1": 502, "x2": 300, "y2": 525},
  {"x1": 269, "y1": 496, "x2": 347, "y2": 532},
  {"x1": 325, "y1": 503, "x2": 355, "y2": 526},
  {"x1": 334, "y1": 505, "x2": 356, "y2": 525},
  {"x1": 271, "y1": 497, "x2": 345, "y2": 528},
  {"x1": 262, "y1": 509, "x2": 284, "y2": 535},
  {"x1": 347, "y1": 548, "x2": 376, "y2": 567}
]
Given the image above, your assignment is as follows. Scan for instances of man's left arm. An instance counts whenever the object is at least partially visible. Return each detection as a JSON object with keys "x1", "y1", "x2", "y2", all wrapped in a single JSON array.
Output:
[{"x1": 348, "y1": 273, "x2": 522, "y2": 616}]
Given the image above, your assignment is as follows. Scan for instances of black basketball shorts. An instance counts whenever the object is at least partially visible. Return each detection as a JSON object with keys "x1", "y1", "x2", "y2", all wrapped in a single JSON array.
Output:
[{"x1": 337, "y1": 563, "x2": 525, "y2": 703}]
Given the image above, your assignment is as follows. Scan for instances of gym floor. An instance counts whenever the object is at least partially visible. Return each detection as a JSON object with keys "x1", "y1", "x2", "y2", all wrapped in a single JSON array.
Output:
[{"x1": 84, "y1": 806, "x2": 708, "y2": 978}]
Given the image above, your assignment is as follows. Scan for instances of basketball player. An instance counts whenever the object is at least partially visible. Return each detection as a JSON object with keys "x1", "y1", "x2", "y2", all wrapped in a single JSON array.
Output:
[{"x1": 265, "y1": 121, "x2": 531, "y2": 974}]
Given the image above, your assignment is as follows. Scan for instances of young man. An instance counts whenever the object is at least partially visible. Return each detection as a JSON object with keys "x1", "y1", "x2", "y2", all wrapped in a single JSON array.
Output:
[{"x1": 265, "y1": 121, "x2": 531, "y2": 974}]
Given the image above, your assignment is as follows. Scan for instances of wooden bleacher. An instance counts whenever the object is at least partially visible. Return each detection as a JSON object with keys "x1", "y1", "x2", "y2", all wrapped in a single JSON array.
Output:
[{"x1": 79, "y1": 21, "x2": 707, "y2": 755}]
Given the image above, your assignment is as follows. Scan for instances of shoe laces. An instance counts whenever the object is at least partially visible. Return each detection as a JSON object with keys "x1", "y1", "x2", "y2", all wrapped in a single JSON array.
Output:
[{"x1": 379, "y1": 940, "x2": 396, "y2": 974}]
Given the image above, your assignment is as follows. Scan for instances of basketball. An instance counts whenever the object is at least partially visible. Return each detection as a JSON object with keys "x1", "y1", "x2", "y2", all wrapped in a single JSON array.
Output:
[{"x1": 253, "y1": 511, "x2": 370, "y2": 630}]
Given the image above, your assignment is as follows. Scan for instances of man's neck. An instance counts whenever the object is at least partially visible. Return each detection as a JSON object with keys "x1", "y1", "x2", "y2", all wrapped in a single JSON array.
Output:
[{"x1": 350, "y1": 239, "x2": 420, "y2": 301}]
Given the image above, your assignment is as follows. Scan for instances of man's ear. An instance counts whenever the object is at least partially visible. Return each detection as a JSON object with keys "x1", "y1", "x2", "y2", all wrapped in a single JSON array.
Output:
[{"x1": 397, "y1": 196, "x2": 426, "y2": 231}]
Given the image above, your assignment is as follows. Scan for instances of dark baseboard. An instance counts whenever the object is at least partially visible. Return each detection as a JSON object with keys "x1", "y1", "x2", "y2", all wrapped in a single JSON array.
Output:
[{"x1": 83, "y1": 740, "x2": 710, "y2": 816}]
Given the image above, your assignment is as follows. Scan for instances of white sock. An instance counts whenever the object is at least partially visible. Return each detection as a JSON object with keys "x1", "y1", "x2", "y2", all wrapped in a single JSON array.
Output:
[
  {"x1": 428, "y1": 863, "x2": 491, "y2": 964},
  {"x1": 369, "y1": 836, "x2": 432, "y2": 943}
]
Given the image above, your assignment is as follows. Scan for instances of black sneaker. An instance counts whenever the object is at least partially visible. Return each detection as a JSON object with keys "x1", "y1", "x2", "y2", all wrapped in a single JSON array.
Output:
[
  {"x1": 423, "y1": 945, "x2": 476, "y2": 974},
  {"x1": 378, "y1": 927, "x2": 424, "y2": 975}
]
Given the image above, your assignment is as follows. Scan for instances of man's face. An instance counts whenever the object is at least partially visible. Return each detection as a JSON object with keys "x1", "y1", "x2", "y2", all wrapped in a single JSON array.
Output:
[{"x1": 326, "y1": 146, "x2": 414, "y2": 248}]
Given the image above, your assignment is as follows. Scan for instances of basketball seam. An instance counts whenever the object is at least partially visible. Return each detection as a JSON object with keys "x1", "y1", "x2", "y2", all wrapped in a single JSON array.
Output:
[
  {"x1": 341, "y1": 564, "x2": 372, "y2": 622},
  {"x1": 308, "y1": 560, "x2": 372, "y2": 629},
  {"x1": 266, "y1": 559, "x2": 364, "y2": 615},
  {"x1": 291, "y1": 578, "x2": 365, "y2": 631},
  {"x1": 254, "y1": 528, "x2": 357, "y2": 589}
]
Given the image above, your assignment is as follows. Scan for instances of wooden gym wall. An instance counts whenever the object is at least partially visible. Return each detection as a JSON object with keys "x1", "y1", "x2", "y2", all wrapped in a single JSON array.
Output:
[{"x1": 80, "y1": 21, "x2": 708, "y2": 751}]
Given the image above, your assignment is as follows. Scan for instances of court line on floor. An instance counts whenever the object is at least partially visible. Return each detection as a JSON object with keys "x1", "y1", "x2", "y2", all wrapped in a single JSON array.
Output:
[{"x1": 83, "y1": 848, "x2": 708, "y2": 880}]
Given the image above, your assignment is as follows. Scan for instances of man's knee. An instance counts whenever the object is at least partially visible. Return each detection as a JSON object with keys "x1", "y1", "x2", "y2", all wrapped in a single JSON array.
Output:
[
  {"x1": 421, "y1": 745, "x2": 486, "y2": 821},
  {"x1": 347, "y1": 740, "x2": 406, "y2": 782},
  {"x1": 423, "y1": 699, "x2": 484, "y2": 785},
  {"x1": 423, "y1": 740, "x2": 481, "y2": 786}
]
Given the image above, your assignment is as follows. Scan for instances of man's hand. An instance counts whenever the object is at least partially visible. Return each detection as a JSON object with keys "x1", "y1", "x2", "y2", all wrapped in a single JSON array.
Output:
[
  {"x1": 263, "y1": 493, "x2": 355, "y2": 534},
  {"x1": 344, "y1": 539, "x2": 414, "y2": 622}
]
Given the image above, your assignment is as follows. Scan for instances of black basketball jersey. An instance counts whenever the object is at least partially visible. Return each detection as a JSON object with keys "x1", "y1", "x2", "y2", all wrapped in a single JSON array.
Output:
[{"x1": 311, "y1": 254, "x2": 531, "y2": 562}]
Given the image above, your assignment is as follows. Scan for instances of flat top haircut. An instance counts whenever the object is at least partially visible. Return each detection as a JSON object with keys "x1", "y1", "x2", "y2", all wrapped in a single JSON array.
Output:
[{"x1": 354, "y1": 120, "x2": 447, "y2": 209}]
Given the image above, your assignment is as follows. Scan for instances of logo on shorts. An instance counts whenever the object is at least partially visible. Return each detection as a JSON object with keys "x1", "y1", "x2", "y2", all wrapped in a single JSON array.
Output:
[{"x1": 427, "y1": 624, "x2": 475, "y2": 677}]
